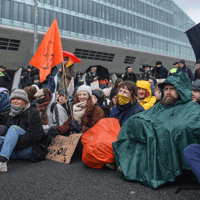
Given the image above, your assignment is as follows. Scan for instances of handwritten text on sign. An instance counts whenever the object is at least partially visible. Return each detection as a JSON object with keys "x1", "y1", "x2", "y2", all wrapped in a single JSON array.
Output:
[{"x1": 46, "y1": 134, "x2": 81, "y2": 164}]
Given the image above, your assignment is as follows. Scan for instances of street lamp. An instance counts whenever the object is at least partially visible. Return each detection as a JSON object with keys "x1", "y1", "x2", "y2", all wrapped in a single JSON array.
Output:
[{"x1": 34, "y1": 1, "x2": 39, "y2": 55}]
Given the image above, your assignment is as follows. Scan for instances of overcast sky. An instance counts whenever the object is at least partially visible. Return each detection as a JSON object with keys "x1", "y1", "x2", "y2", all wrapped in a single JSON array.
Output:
[{"x1": 174, "y1": 0, "x2": 200, "y2": 24}]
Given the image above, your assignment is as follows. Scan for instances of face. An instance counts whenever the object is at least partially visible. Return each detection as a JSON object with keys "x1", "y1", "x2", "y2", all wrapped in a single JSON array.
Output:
[
  {"x1": 154, "y1": 88, "x2": 162, "y2": 101},
  {"x1": 58, "y1": 94, "x2": 67, "y2": 104},
  {"x1": 11, "y1": 97, "x2": 24, "y2": 106},
  {"x1": 192, "y1": 90, "x2": 200, "y2": 102},
  {"x1": 27, "y1": 68, "x2": 32, "y2": 72},
  {"x1": 112, "y1": 95, "x2": 118, "y2": 105},
  {"x1": 156, "y1": 64, "x2": 161, "y2": 68},
  {"x1": 127, "y1": 68, "x2": 132, "y2": 73},
  {"x1": 175, "y1": 64, "x2": 179, "y2": 68},
  {"x1": 161, "y1": 84, "x2": 180, "y2": 107},
  {"x1": 63, "y1": 57, "x2": 69, "y2": 65},
  {"x1": 148, "y1": 79, "x2": 154, "y2": 84},
  {"x1": 145, "y1": 66, "x2": 150, "y2": 71},
  {"x1": 92, "y1": 95, "x2": 98, "y2": 105},
  {"x1": 137, "y1": 87, "x2": 146, "y2": 100},
  {"x1": 179, "y1": 63, "x2": 184, "y2": 68},
  {"x1": 78, "y1": 91, "x2": 90, "y2": 102},
  {"x1": 118, "y1": 86, "x2": 131, "y2": 98},
  {"x1": 91, "y1": 67, "x2": 97, "y2": 73}
]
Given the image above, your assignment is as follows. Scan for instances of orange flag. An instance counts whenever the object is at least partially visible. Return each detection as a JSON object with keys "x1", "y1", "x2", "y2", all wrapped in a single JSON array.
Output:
[{"x1": 30, "y1": 18, "x2": 63, "y2": 82}]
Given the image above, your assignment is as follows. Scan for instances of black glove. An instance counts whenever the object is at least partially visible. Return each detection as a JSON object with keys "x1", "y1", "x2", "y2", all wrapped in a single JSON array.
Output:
[
  {"x1": 47, "y1": 127, "x2": 61, "y2": 145},
  {"x1": 70, "y1": 120, "x2": 82, "y2": 133}
]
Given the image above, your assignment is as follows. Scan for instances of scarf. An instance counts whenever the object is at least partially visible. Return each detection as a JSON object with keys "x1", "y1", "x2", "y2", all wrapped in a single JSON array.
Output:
[
  {"x1": 9, "y1": 103, "x2": 31, "y2": 117},
  {"x1": 37, "y1": 101, "x2": 51, "y2": 125}
]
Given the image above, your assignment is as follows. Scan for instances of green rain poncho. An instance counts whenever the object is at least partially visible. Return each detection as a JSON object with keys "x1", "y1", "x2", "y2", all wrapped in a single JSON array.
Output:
[{"x1": 113, "y1": 72, "x2": 200, "y2": 189}]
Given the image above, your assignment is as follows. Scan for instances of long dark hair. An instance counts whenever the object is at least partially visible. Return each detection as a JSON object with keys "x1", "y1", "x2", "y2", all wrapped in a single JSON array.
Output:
[
  {"x1": 114, "y1": 78, "x2": 123, "y2": 88},
  {"x1": 118, "y1": 81, "x2": 137, "y2": 105}
]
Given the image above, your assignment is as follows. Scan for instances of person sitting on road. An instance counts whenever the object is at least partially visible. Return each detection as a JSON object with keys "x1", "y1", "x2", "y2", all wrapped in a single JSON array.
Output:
[
  {"x1": 0, "y1": 89, "x2": 46, "y2": 174},
  {"x1": 0, "y1": 91, "x2": 10, "y2": 115},
  {"x1": 92, "y1": 90, "x2": 110, "y2": 117},
  {"x1": 35, "y1": 88, "x2": 68, "y2": 133},
  {"x1": 110, "y1": 81, "x2": 144, "y2": 126},
  {"x1": 48, "y1": 85, "x2": 105, "y2": 137},
  {"x1": 113, "y1": 79, "x2": 123, "y2": 89},
  {"x1": 23, "y1": 86, "x2": 38, "y2": 105},
  {"x1": 109, "y1": 88, "x2": 118, "y2": 110},
  {"x1": 56, "y1": 89, "x2": 71, "y2": 116},
  {"x1": 154, "y1": 84, "x2": 162, "y2": 104},
  {"x1": 136, "y1": 80, "x2": 156, "y2": 110},
  {"x1": 148, "y1": 76, "x2": 157, "y2": 96}
]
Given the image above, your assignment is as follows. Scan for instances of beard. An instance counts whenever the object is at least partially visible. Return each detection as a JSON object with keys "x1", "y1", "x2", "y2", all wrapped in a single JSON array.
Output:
[{"x1": 161, "y1": 95, "x2": 179, "y2": 107}]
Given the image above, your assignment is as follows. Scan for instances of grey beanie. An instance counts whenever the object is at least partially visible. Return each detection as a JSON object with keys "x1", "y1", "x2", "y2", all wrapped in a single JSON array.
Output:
[
  {"x1": 77, "y1": 85, "x2": 92, "y2": 97},
  {"x1": 192, "y1": 80, "x2": 200, "y2": 91},
  {"x1": 10, "y1": 89, "x2": 29, "y2": 102}
]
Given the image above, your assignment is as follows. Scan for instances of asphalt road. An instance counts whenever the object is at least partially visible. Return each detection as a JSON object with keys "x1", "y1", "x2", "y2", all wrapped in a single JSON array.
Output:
[{"x1": 1, "y1": 157, "x2": 200, "y2": 200}]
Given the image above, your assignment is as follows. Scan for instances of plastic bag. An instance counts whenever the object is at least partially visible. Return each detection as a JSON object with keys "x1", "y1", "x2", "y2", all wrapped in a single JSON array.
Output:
[{"x1": 81, "y1": 118, "x2": 121, "y2": 169}]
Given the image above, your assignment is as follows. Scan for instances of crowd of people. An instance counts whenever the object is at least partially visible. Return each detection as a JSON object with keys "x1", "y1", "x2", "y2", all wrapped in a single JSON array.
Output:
[{"x1": 0, "y1": 56, "x2": 200, "y2": 190}]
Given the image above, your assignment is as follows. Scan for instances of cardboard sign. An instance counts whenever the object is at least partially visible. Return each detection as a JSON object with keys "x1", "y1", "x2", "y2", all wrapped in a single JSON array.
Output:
[{"x1": 46, "y1": 134, "x2": 81, "y2": 164}]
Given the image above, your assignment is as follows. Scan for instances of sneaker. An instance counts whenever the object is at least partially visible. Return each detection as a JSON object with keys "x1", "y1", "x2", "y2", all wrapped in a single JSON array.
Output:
[{"x1": 0, "y1": 162, "x2": 7, "y2": 174}]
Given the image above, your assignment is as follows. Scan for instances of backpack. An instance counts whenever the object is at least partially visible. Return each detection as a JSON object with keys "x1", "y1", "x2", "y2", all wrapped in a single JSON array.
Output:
[{"x1": 50, "y1": 102, "x2": 60, "y2": 126}]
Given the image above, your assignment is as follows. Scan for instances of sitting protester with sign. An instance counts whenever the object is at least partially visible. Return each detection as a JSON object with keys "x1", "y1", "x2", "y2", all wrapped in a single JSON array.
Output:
[
  {"x1": 48, "y1": 85, "x2": 105, "y2": 145},
  {"x1": 0, "y1": 89, "x2": 47, "y2": 173},
  {"x1": 110, "y1": 81, "x2": 144, "y2": 126}
]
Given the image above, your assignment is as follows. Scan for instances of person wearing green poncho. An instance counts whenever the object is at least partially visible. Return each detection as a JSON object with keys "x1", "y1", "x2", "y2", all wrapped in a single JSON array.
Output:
[{"x1": 112, "y1": 72, "x2": 200, "y2": 189}]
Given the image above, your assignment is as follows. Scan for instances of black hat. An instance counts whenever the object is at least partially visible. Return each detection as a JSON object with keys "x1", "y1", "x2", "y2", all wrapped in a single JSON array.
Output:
[
  {"x1": 92, "y1": 90, "x2": 104, "y2": 106},
  {"x1": 58, "y1": 89, "x2": 68, "y2": 97},
  {"x1": 27, "y1": 66, "x2": 32, "y2": 69},
  {"x1": 110, "y1": 88, "x2": 118, "y2": 100},
  {"x1": 192, "y1": 80, "x2": 200, "y2": 91},
  {"x1": 173, "y1": 62, "x2": 178, "y2": 65},
  {"x1": 143, "y1": 64, "x2": 151, "y2": 68},
  {"x1": 0, "y1": 65, "x2": 6, "y2": 69},
  {"x1": 179, "y1": 59, "x2": 185, "y2": 64},
  {"x1": 156, "y1": 61, "x2": 162, "y2": 66}
]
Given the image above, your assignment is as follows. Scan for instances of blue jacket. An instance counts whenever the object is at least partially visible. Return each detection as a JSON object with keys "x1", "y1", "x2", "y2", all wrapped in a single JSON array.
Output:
[
  {"x1": 176, "y1": 65, "x2": 194, "y2": 82},
  {"x1": 110, "y1": 102, "x2": 144, "y2": 126}
]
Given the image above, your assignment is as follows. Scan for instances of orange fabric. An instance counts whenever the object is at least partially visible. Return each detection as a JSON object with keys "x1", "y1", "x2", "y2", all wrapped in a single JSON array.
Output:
[
  {"x1": 81, "y1": 118, "x2": 121, "y2": 169},
  {"x1": 30, "y1": 18, "x2": 63, "y2": 82},
  {"x1": 99, "y1": 79, "x2": 110, "y2": 87}
]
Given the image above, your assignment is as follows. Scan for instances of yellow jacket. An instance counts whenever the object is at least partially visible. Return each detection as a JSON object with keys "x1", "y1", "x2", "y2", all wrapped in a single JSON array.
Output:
[{"x1": 136, "y1": 80, "x2": 156, "y2": 110}]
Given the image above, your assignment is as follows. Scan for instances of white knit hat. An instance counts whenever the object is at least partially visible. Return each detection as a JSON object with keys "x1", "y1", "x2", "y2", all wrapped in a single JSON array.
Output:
[
  {"x1": 77, "y1": 85, "x2": 92, "y2": 97},
  {"x1": 10, "y1": 89, "x2": 29, "y2": 102}
]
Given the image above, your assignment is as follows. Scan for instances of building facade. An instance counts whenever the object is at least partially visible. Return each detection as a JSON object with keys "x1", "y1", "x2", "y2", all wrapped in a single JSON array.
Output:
[{"x1": 0, "y1": 0, "x2": 196, "y2": 75}]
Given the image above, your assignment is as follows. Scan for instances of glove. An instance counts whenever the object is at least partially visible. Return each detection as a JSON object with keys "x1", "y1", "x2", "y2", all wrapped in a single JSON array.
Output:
[
  {"x1": 47, "y1": 127, "x2": 61, "y2": 145},
  {"x1": 70, "y1": 120, "x2": 82, "y2": 133},
  {"x1": 73, "y1": 102, "x2": 87, "y2": 122}
]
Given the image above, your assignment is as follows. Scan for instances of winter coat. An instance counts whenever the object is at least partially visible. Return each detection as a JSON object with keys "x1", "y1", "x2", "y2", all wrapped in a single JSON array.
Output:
[
  {"x1": 152, "y1": 66, "x2": 168, "y2": 79},
  {"x1": 85, "y1": 72, "x2": 96, "y2": 85},
  {"x1": 0, "y1": 71, "x2": 11, "y2": 88},
  {"x1": 194, "y1": 68, "x2": 200, "y2": 81},
  {"x1": 110, "y1": 102, "x2": 144, "y2": 126},
  {"x1": 176, "y1": 65, "x2": 194, "y2": 82},
  {"x1": 122, "y1": 72, "x2": 137, "y2": 83},
  {"x1": 137, "y1": 81, "x2": 156, "y2": 110},
  {"x1": 113, "y1": 72, "x2": 200, "y2": 189},
  {"x1": 0, "y1": 105, "x2": 45, "y2": 153},
  {"x1": 57, "y1": 106, "x2": 105, "y2": 135},
  {"x1": 0, "y1": 92, "x2": 10, "y2": 114},
  {"x1": 40, "y1": 99, "x2": 68, "y2": 130},
  {"x1": 20, "y1": 70, "x2": 33, "y2": 88}
]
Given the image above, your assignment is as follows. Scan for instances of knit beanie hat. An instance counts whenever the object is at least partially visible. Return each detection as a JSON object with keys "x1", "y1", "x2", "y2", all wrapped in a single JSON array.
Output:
[
  {"x1": 24, "y1": 86, "x2": 37, "y2": 102},
  {"x1": 110, "y1": 88, "x2": 118, "y2": 100},
  {"x1": 77, "y1": 85, "x2": 92, "y2": 97},
  {"x1": 10, "y1": 89, "x2": 29, "y2": 102},
  {"x1": 156, "y1": 61, "x2": 162, "y2": 66}
]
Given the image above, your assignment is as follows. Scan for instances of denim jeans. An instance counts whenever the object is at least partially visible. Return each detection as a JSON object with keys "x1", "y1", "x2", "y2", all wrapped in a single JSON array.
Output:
[
  {"x1": 184, "y1": 144, "x2": 200, "y2": 182},
  {"x1": 0, "y1": 125, "x2": 32, "y2": 161}
]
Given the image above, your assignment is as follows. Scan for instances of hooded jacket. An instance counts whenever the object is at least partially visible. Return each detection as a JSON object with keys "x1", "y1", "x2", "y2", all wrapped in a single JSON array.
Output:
[
  {"x1": 137, "y1": 80, "x2": 156, "y2": 110},
  {"x1": 113, "y1": 72, "x2": 200, "y2": 189}
]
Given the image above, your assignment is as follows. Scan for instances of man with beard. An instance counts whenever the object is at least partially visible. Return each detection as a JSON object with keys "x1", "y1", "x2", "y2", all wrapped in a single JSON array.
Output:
[
  {"x1": 113, "y1": 72, "x2": 200, "y2": 189},
  {"x1": 191, "y1": 79, "x2": 200, "y2": 104}
]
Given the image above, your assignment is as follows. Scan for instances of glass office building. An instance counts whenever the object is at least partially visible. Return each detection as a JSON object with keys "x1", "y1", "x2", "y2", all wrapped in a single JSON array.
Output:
[{"x1": 0, "y1": 0, "x2": 196, "y2": 61}]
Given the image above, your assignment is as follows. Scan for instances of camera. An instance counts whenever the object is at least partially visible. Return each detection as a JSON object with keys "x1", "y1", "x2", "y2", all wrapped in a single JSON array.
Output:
[{"x1": 140, "y1": 64, "x2": 153, "y2": 81}]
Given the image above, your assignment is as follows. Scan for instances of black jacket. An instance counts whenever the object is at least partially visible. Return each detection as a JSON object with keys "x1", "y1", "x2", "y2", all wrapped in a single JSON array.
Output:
[
  {"x1": 20, "y1": 70, "x2": 33, "y2": 88},
  {"x1": 122, "y1": 72, "x2": 137, "y2": 83},
  {"x1": 0, "y1": 105, "x2": 46, "y2": 155},
  {"x1": 194, "y1": 68, "x2": 200, "y2": 81},
  {"x1": 85, "y1": 72, "x2": 96, "y2": 85},
  {"x1": 152, "y1": 66, "x2": 168, "y2": 79},
  {"x1": 0, "y1": 71, "x2": 11, "y2": 88}
]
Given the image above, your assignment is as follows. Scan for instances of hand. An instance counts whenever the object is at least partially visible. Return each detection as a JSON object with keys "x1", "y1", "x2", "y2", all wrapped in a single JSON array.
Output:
[
  {"x1": 47, "y1": 127, "x2": 61, "y2": 136},
  {"x1": 71, "y1": 120, "x2": 82, "y2": 133},
  {"x1": 94, "y1": 76, "x2": 98, "y2": 80},
  {"x1": 73, "y1": 108, "x2": 86, "y2": 122},
  {"x1": 59, "y1": 68, "x2": 62, "y2": 72}
]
